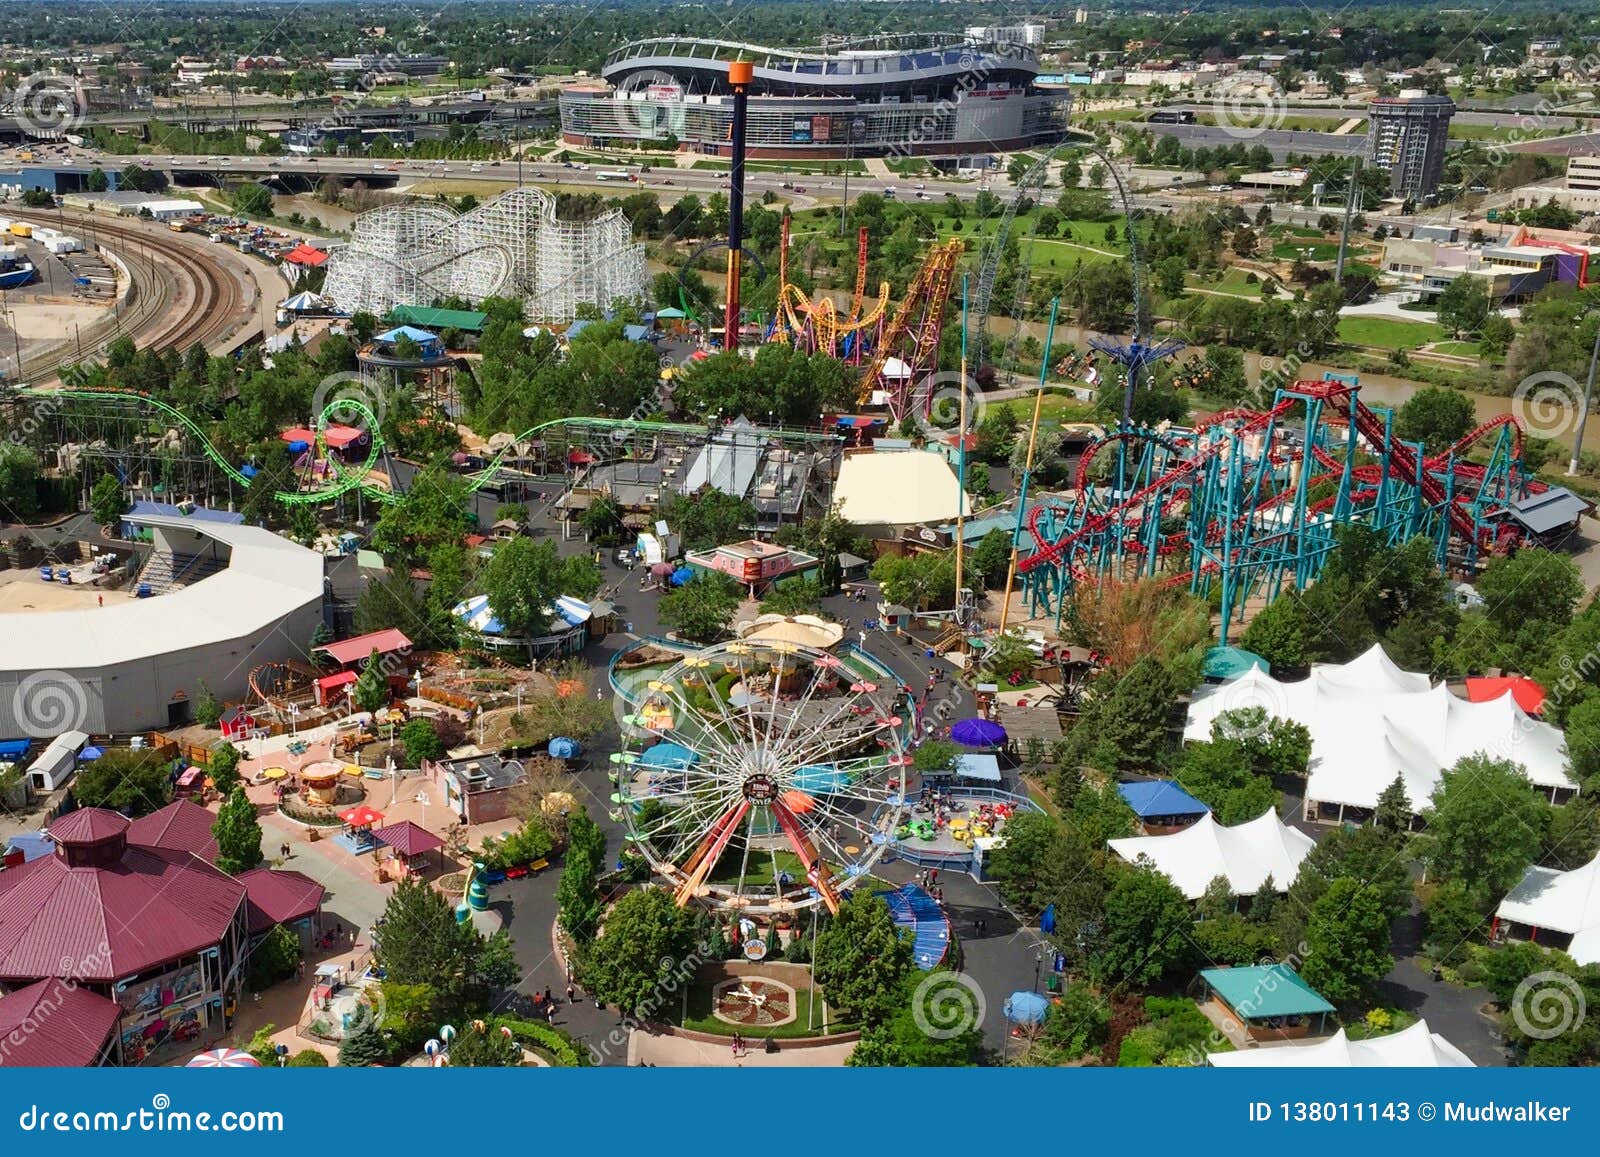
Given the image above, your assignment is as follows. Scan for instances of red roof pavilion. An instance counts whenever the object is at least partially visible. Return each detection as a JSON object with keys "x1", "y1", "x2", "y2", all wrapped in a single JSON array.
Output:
[
  {"x1": 0, "y1": 979, "x2": 120, "y2": 1066},
  {"x1": 237, "y1": 868, "x2": 326, "y2": 935},
  {"x1": 315, "y1": 628, "x2": 413, "y2": 669},
  {"x1": 127, "y1": 799, "x2": 220, "y2": 863}
]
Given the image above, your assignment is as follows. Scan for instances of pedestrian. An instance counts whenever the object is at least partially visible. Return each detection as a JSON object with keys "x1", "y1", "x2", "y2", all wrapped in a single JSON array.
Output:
[
  {"x1": 929, "y1": 867, "x2": 938, "y2": 886},
  {"x1": 97, "y1": 594, "x2": 103, "y2": 607},
  {"x1": 566, "y1": 981, "x2": 576, "y2": 1005},
  {"x1": 296, "y1": 958, "x2": 305, "y2": 980},
  {"x1": 545, "y1": 1000, "x2": 556, "y2": 1025},
  {"x1": 544, "y1": 986, "x2": 553, "y2": 1007}
]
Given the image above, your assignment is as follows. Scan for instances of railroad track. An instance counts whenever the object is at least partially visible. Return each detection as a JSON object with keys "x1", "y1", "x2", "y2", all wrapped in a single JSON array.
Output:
[{"x1": 5, "y1": 207, "x2": 248, "y2": 385}]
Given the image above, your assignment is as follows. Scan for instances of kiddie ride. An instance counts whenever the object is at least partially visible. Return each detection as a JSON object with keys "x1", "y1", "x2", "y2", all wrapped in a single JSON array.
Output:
[{"x1": 1017, "y1": 375, "x2": 1541, "y2": 639}]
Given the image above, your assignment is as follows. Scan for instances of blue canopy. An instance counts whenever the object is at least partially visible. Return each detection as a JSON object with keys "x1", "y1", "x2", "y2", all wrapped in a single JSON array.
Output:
[
  {"x1": 547, "y1": 736, "x2": 580, "y2": 760},
  {"x1": 669, "y1": 567, "x2": 694, "y2": 587},
  {"x1": 951, "y1": 717, "x2": 1006, "y2": 747},
  {"x1": 0, "y1": 739, "x2": 30, "y2": 760},
  {"x1": 77, "y1": 746, "x2": 104, "y2": 761},
  {"x1": 622, "y1": 324, "x2": 651, "y2": 342},
  {"x1": 877, "y1": 884, "x2": 951, "y2": 969},
  {"x1": 639, "y1": 742, "x2": 699, "y2": 770},
  {"x1": 1203, "y1": 645, "x2": 1269, "y2": 680},
  {"x1": 1118, "y1": 779, "x2": 1209, "y2": 820},
  {"x1": 793, "y1": 766, "x2": 850, "y2": 794},
  {"x1": 1040, "y1": 902, "x2": 1056, "y2": 934},
  {"x1": 239, "y1": 463, "x2": 259, "y2": 479},
  {"x1": 953, "y1": 753, "x2": 1001, "y2": 782},
  {"x1": 1005, "y1": 990, "x2": 1049, "y2": 1025},
  {"x1": 286, "y1": 440, "x2": 310, "y2": 454},
  {"x1": 375, "y1": 324, "x2": 440, "y2": 346}
]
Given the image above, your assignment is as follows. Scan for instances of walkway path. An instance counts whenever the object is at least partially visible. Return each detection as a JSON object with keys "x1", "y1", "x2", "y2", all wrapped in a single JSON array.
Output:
[{"x1": 628, "y1": 1032, "x2": 855, "y2": 1066}]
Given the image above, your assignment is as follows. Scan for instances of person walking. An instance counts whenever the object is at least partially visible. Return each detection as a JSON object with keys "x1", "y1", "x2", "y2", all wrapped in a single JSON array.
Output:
[{"x1": 566, "y1": 981, "x2": 576, "y2": 1005}]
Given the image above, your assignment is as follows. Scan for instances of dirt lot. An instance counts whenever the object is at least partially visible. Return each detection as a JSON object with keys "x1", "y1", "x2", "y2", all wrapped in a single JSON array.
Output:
[{"x1": 0, "y1": 568, "x2": 116, "y2": 612}]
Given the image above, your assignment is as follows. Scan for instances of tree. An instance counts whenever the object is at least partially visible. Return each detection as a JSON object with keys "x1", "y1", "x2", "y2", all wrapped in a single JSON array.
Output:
[
  {"x1": 194, "y1": 681, "x2": 222, "y2": 727},
  {"x1": 1173, "y1": 738, "x2": 1278, "y2": 825},
  {"x1": 1087, "y1": 656, "x2": 1181, "y2": 771},
  {"x1": 0, "y1": 444, "x2": 41, "y2": 520},
  {"x1": 556, "y1": 806, "x2": 607, "y2": 949},
  {"x1": 286, "y1": 1049, "x2": 328, "y2": 1066},
  {"x1": 1422, "y1": 880, "x2": 1484, "y2": 967},
  {"x1": 90, "y1": 473, "x2": 125, "y2": 527},
  {"x1": 1239, "y1": 595, "x2": 1306, "y2": 673},
  {"x1": 213, "y1": 787, "x2": 263, "y2": 875},
  {"x1": 760, "y1": 578, "x2": 823, "y2": 617},
  {"x1": 248, "y1": 923, "x2": 302, "y2": 990},
  {"x1": 400, "y1": 718, "x2": 443, "y2": 767},
  {"x1": 447, "y1": 1022, "x2": 522, "y2": 1066},
  {"x1": 582, "y1": 889, "x2": 700, "y2": 1015},
  {"x1": 814, "y1": 892, "x2": 914, "y2": 1026},
  {"x1": 1421, "y1": 754, "x2": 1548, "y2": 906},
  {"x1": 1394, "y1": 387, "x2": 1476, "y2": 455},
  {"x1": 352, "y1": 648, "x2": 389, "y2": 714},
  {"x1": 71, "y1": 748, "x2": 170, "y2": 815},
  {"x1": 971, "y1": 528, "x2": 1012, "y2": 589},
  {"x1": 480, "y1": 536, "x2": 601, "y2": 641},
  {"x1": 1475, "y1": 548, "x2": 1582, "y2": 642},
  {"x1": 1092, "y1": 864, "x2": 1193, "y2": 986},
  {"x1": 209, "y1": 742, "x2": 242, "y2": 794},
  {"x1": 1373, "y1": 774, "x2": 1412, "y2": 835},
  {"x1": 870, "y1": 551, "x2": 956, "y2": 612},
  {"x1": 660, "y1": 489, "x2": 757, "y2": 552},
  {"x1": 1435, "y1": 275, "x2": 1490, "y2": 337},
  {"x1": 376, "y1": 876, "x2": 519, "y2": 1012},
  {"x1": 337, "y1": 1018, "x2": 390, "y2": 1066},
  {"x1": 231, "y1": 182, "x2": 273, "y2": 217},
  {"x1": 658, "y1": 574, "x2": 742, "y2": 643},
  {"x1": 848, "y1": 974, "x2": 981, "y2": 1066},
  {"x1": 1300, "y1": 877, "x2": 1395, "y2": 1002}
]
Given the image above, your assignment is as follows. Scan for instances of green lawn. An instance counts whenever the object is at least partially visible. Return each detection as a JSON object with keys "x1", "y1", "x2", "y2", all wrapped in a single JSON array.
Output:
[
  {"x1": 705, "y1": 849, "x2": 808, "y2": 887},
  {"x1": 676, "y1": 978, "x2": 849, "y2": 1038},
  {"x1": 1337, "y1": 316, "x2": 1446, "y2": 350},
  {"x1": 1193, "y1": 268, "x2": 1266, "y2": 297},
  {"x1": 1272, "y1": 240, "x2": 1343, "y2": 261},
  {"x1": 1430, "y1": 340, "x2": 1481, "y2": 357}
]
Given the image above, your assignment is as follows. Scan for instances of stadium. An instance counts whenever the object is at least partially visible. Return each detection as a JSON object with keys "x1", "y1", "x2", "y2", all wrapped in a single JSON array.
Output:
[
  {"x1": 0, "y1": 513, "x2": 325, "y2": 736},
  {"x1": 559, "y1": 33, "x2": 1072, "y2": 158}
]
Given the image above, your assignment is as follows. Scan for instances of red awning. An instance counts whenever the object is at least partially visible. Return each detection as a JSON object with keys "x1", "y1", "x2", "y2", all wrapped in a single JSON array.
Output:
[
  {"x1": 282, "y1": 243, "x2": 329, "y2": 267},
  {"x1": 1465, "y1": 676, "x2": 1545, "y2": 715},
  {"x1": 280, "y1": 427, "x2": 316, "y2": 444},
  {"x1": 321, "y1": 425, "x2": 364, "y2": 449},
  {"x1": 339, "y1": 805, "x2": 385, "y2": 828},
  {"x1": 316, "y1": 671, "x2": 358, "y2": 691},
  {"x1": 315, "y1": 628, "x2": 413, "y2": 667}
]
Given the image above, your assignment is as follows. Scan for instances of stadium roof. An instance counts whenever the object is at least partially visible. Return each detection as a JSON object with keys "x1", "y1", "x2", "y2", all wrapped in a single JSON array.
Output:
[
  {"x1": 1184, "y1": 644, "x2": 1574, "y2": 810},
  {"x1": 0, "y1": 514, "x2": 324, "y2": 672},
  {"x1": 1497, "y1": 853, "x2": 1600, "y2": 965},
  {"x1": 1109, "y1": 809, "x2": 1312, "y2": 899},
  {"x1": 1208, "y1": 1020, "x2": 1474, "y2": 1067}
]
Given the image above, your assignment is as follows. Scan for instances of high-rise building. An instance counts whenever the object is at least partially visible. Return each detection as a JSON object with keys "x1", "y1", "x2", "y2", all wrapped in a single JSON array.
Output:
[
  {"x1": 1074, "y1": 7, "x2": 1089, "y2": 24},
  {"x1": 1366, "y1": 91, "x2": 1455, "y2": 199}
]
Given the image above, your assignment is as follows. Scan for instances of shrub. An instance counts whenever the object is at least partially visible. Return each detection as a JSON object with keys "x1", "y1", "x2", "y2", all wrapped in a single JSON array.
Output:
[
  {"x1": 286, "y1": 1049, "x2": 329, "y2": 1067},
  {"x1": 491, "y1": 1016, "x2": 590, "y2": 1066}
]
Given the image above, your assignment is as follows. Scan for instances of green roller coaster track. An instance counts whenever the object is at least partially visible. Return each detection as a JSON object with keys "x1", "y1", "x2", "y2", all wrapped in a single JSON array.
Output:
[{"x1": 16, "y1": 387, "x2": 837, "y2": 507}]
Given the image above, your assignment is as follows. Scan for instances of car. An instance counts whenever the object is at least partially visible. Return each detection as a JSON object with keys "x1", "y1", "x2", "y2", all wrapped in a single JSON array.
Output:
[
  {"x1": 612, "y1": 546, "x2": 635, "y2": 567},
  {"x1": 914, "y1": 182, "x2": 926, "y2": 190},
  {"x1": 470, "y1": 163, "x2": 483, "y2": 173},
  {"x1": 490, "y1": 160, "x2": 501, "y2": 167},
  {"x1": 793, "y1": 185, "x2": 806, "y2": 193},
  {"x1": 373, "y1": 162, "x2": 385, "y2": 171}
]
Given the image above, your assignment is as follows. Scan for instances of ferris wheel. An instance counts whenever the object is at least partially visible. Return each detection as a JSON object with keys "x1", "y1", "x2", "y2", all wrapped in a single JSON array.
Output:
[{"x1": 612, "y1": 641, "x2": 912, "y2": 916}]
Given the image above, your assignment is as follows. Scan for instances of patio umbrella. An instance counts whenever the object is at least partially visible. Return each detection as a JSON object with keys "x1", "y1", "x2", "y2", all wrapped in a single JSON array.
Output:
[
  {"x1": 261, "y1": 767, "x2": 287, "y2": 781},
  {"x1": 650, "y1": 562, "x2": 674, "y2": 577},
  {"x1": 548, "y1": 736, "x2": 580, "y2": 760},
  {"x1": 78, "y1": 746, "x2": 103, "y2": 761},
  {"x1": 951, "y1": 717, "x2": 1007, "y2": 747},
  {"x1": 1004, "y1": 991, "x2": 1049, "y2": 1026},
  {"x1": 186, "y1": 1048, "x2": 262, "y2": 1068},
  {"x1": 339, "y1": 805, "x2": 385, "y2": 827}
]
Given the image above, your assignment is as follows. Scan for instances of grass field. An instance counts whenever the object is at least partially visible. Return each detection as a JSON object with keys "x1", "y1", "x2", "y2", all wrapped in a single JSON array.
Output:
[
  {"x1": 1273, "y1": 240, "x2": 1343, "y2": 261},
  {"x1": 676, "y1": 979, "x2": 848, "y2": 1039},
  {"x1": 1337, "y1": 316, "x2": 1445, "y2": 349},
  {"x1": 1430, "y1": 340, "x2": 1482, "y2": 357},
  {"x1": 1193, "y1": 268, "x2": 1267, "y2": 297}
]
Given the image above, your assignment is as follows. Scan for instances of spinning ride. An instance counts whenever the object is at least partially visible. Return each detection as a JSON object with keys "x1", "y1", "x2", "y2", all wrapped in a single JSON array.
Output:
[{"x1": 616, "y1": 641, "x2": 910, "y2": 915}]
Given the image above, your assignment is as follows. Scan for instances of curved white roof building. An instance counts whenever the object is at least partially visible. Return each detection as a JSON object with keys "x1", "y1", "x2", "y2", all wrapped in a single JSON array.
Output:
[
  {"x1": 1208, "y1": 1020, "x2": 1475, "y2": 1067},
  {"x1": 1185, "y1": 644, "x2": 1576, "y2": 817},
  {"x1": 1496, "y1": 853, "x2": 1600, "y2": 965},
  {"x1": 0, "y1": 514, "x2": 324, "y2": 737}
]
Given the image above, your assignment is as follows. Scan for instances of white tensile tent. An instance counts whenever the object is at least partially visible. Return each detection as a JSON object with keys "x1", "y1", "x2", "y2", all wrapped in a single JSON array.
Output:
[
  {"x1": 1496, "y1": 853, "x2": 1600, "y2": 965},
  {"x1": 1107, "y1": 809, "x2": 1315, "y2": 900},
  {"x1": 1207, "y1": 1020, "x2": 1475, "y2": 1067},
  {"x1": 1184, "y1": 644, "x2": 1575, "y2": 820}
]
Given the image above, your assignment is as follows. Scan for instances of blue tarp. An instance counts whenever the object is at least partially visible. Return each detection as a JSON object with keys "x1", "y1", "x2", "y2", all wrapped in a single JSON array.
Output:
[
  {"x1": 124, "y1": 501, "x2": 245, "y2": 527},
  {"x1": 1118, "y1": 779, "x2": 1209, "y2": 820},
  {"x1": 669, "y1": 567, "x2": 694, "y2": 587},
  {"x1": 0, "y1": 739, "x2": 30, "y2": 760},
  {"x1": 548, "y1": 737, "x2": 580, "y2": 760},
  {"x1": 77, "y1": 746, "x2": 103, "y2": 761},
  {"x1": 622, "y1": 324, "x2": 651, "y2": 342},
  {"x1": 4, "y1": 832, "x2": 53, "y2": 864},
  {"x1": 564, "y1": 319, "x2": 593, "y2": 339},
  {"x1": 1005, "y1": 991, "x2": 1049, "y2": 1025},
  {"x1": 239, "y1": 463, "x2": 259, "y2": 479},
  {"x1": 877, "y1": 883, "x2": 951, "y2": 969},
  {"x1": 639, "y1": 742, "x2": 699, "y2": 770}
]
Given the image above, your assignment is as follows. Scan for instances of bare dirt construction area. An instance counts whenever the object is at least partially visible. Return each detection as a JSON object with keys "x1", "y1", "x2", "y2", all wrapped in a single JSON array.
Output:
[
  {"x1": 0, "y1": 569, "x2": 114, "y2": 612},
  {"x1": 7, "y1": 297, "x2": 110, "y2": 341}
]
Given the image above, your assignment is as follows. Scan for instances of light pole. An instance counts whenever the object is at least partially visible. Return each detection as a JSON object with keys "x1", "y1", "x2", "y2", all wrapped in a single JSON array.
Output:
[{"x1": 1567, "y1": 320, "x2": 1600, "y2": 476}]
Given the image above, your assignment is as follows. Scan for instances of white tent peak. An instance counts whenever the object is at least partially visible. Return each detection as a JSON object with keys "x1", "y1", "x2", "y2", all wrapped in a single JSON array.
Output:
[
  {"x1": 1108, "y1": 808, "x2": 1314, "y2": 900},
  {"x1": 1207, "y1": 1019, "x2": 1475, "y2": 1067}
]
